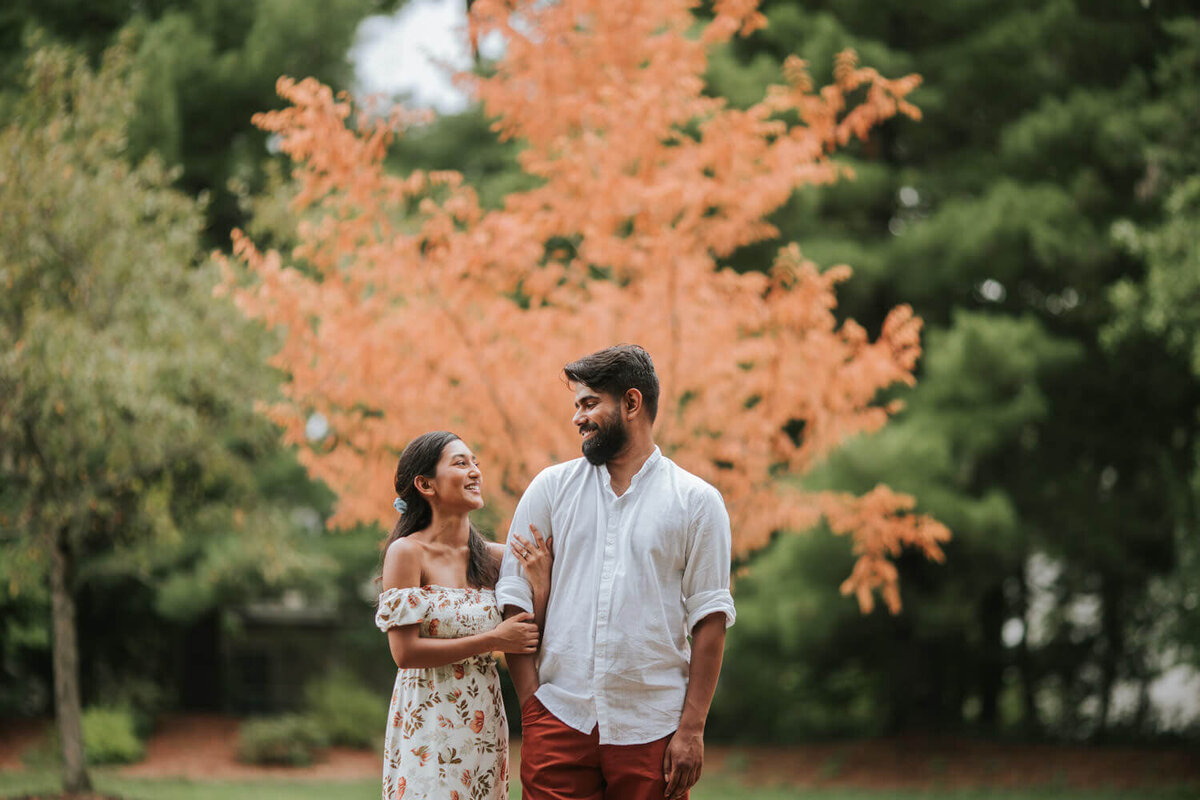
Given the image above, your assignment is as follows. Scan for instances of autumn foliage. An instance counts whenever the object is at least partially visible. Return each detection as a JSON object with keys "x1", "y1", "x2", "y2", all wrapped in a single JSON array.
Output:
[{"x1": 220, "y1": 0, "x2": 950, "y2": 612}]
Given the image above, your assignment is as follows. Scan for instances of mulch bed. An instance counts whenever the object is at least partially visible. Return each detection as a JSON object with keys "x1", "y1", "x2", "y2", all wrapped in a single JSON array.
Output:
[
  {"x1": 118, "y1": 715, "x2": 381, "y2": 780},
  {"x1": 0, "y1": 720, "x2": 45, "y2": 772}
]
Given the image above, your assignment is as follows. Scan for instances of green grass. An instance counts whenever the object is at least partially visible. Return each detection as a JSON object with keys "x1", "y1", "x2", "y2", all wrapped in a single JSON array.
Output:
[
  {"x1": 0, "y1": 771, "x2": 377, "y2": 800},
  {"x1": 695, "y1": 785, "x2": 1200, "y2": 800},
  {"x1": 2, "y1": 770, "x2": 1197, "y2": 800}
]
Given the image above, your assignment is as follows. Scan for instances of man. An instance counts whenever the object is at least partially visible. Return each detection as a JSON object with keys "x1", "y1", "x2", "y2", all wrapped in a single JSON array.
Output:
[{"x1": 497, "y1": 344, "x2": 735, "y2": 800}]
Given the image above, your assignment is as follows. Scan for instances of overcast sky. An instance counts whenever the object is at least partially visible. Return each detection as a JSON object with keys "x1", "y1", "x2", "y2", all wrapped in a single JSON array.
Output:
[{"x1": 350, "y1": 0, "x2": 499, "y2": 114}]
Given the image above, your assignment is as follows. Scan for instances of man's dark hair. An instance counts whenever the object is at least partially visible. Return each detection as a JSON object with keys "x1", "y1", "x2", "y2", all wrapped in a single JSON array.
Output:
[{"x1": 563, "y1": 344, "x2": 660, "y2": 422}]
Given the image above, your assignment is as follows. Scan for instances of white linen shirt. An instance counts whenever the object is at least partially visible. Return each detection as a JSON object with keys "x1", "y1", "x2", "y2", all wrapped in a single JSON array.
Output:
[{"x1": 496, "y1": 446, "x2": 736, "y2": 745}]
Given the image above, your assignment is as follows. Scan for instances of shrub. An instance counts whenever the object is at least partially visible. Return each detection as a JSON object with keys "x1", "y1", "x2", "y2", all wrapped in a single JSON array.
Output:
[
  {"x1": 93, "y1": 672, "x2": 172, "y2": 739},
  {"x1": 82, "y1": 706, "x2": 145, "y2": 765},
  {"x1": 304, "y1": 670, "x2": 384, "y2": 749},
  {"x1": 237, "y1": 714, "x2": 329, "y2": 766}
]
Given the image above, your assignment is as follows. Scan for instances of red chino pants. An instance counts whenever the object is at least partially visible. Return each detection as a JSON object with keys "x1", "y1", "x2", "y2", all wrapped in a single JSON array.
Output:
[{"x1": 519, "y1": 697, "x2": 687, "y2": 800}]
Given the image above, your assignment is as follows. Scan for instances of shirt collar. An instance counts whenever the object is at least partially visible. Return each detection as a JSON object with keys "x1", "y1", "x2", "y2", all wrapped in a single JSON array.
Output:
[{"x1": 600, "y1": 446, "x2": 663, "y2": 493}]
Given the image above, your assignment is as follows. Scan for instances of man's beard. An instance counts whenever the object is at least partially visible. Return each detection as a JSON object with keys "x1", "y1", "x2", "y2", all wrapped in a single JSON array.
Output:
[{"x1": 580, "y1": 412, "x2": 628, "y2": 466}]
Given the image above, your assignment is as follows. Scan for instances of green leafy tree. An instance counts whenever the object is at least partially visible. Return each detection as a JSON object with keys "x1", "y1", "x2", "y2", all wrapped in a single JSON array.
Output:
[
  {"x1": 0, "y1": 0, "x2": 399, "y2": 245},
  {"x1": 0, "y1": 41, "x2": 328, "y2": 791}
]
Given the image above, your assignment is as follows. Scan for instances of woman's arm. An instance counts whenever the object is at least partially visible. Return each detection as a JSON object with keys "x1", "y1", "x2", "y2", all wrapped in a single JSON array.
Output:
[
  {"x1": 388, "y1": 620, "x2": 537, "y2": 669},
  {"x1": 383, "y1": 539, "x2": 538, "y2": 669}
]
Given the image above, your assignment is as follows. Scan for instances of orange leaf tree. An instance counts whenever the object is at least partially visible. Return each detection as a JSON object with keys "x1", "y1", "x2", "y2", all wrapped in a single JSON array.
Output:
[{"x1": 220, "y1": 0, "x2": 949, "y2": 612}]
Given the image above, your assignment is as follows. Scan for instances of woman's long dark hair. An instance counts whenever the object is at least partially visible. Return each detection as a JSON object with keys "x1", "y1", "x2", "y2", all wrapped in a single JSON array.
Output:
[{"x1": 379, "y1": 431, "x2": 498, "y2": 589}]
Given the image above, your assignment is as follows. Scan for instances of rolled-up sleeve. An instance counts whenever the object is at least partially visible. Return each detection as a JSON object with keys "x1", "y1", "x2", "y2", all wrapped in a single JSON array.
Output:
[
  {"x1": 495, "y1": 577, "x2": 533, "y2": 615},
  {"x1": 683, "y1": 485, "x2": 736, "y2": 631},
  {"x1": 495, "y1": 470, "x2": 554, "y2": 615}
]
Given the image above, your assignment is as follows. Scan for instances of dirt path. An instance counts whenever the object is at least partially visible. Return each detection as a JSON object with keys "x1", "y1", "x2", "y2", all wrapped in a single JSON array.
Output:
[{"x1": 3, "y1": 715, "x2": 1198, "y2": 789}]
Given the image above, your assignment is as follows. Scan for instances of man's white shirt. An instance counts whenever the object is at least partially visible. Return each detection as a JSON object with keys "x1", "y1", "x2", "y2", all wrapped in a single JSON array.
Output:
[{"x1": 496, "y1": 446, "x2": 736, "y2": 745}]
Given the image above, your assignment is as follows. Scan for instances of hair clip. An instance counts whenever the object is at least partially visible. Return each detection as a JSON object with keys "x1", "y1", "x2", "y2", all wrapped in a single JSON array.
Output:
[{"x1": 393, "y1": 497, "x2": 407, "y2": 514}]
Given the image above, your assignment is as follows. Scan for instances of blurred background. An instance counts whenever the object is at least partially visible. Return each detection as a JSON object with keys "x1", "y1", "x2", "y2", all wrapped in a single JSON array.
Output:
[{"x1": 1, "y1": 0, "x2": 1198, "y2": 797}]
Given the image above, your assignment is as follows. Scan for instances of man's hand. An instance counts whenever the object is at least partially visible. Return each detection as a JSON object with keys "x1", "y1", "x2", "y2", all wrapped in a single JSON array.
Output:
[{"x1": 662, "y1": 728, "x2": 703, "y2": 799}]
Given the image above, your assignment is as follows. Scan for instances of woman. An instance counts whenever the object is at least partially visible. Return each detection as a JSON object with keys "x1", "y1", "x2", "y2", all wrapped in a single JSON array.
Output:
[{"x1": 375, "y1": 431, "x2": 552, "y2": 800}]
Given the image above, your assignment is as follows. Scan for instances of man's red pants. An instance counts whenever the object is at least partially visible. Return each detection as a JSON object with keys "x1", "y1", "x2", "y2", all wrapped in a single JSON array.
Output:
[{"x1": 519, "y1": 697, "x2": 687, "y2": 800}]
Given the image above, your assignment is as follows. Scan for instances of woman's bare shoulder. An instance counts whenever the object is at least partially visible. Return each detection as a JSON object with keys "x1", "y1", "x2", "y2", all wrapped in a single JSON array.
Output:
[
  {"x1": 382, "y1": 537, "x2": 424, "y2": 590},
  {"x1": 385, "y1": 535, "x2": 424, "y2": 561}
]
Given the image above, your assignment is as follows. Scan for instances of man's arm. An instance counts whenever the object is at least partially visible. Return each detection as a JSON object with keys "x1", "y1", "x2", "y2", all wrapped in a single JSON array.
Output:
[
  {"x1": 495, "y1": 472, "x2": 555, "y2": 707},
  {"x1": 662, "y1": 613, "x2": 726, "y2": 800},
  {"x1": 504, "y1": 605, "x2": 541, "y2": 707},
  {"x1": 665, "y1": 485, "x2": 736, "y2": 799},
  {"x1": 496, "y1": 548, "x2": 541, "y2": 707}
]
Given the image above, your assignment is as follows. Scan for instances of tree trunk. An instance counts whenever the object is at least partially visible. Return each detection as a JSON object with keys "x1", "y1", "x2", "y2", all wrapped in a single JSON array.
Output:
[
  {"x1": 1015, "y1": 561, "x2": 1040, "y2": 733},
  {"x1": 1096, "y1": 578, "x2": 1125, "y2": 738},
  {"x1": 978, "y1": 583, "x2": 1006, "y2": 730},
  {"x1": 49, "y1": 526, "x2": 91, "y2": 793}
]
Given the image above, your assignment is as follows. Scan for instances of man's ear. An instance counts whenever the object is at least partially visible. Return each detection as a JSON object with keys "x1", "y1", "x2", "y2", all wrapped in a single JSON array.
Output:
[{"x1": 623, "y1": 388, "x2": 644, "y2": 420}]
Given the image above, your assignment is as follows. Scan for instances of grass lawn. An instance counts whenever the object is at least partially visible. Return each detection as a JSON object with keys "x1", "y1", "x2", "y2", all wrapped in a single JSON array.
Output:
[{"x1": 3, "y1": 770, "x2": 1199, "y2": 800}]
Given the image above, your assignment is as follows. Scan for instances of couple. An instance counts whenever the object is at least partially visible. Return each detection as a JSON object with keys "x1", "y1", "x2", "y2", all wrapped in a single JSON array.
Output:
[{"x1": 375, "y1": 345, "x2": 736, "y2": 800}]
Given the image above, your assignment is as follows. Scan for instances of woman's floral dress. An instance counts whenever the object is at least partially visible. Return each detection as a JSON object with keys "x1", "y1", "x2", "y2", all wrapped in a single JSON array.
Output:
[{"x1": 375, "y1": 585, "x2": 508, "y2": 800}]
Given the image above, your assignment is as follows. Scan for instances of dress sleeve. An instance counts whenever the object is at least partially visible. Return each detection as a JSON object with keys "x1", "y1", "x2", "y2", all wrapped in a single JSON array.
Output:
[{"x1": 375, "y1": 587, "x2": 429, "y2": 631}]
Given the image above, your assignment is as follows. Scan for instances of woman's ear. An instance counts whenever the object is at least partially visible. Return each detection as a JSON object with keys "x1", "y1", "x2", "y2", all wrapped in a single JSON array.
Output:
[{"x1": 413, "y1": 476, "x2": 435, "y2": 498}]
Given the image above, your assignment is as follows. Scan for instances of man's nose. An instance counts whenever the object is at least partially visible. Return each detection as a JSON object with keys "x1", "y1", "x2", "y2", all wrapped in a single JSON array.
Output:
[{"x1": 572, "y1": 408, "x2": 585, "y2": 427}]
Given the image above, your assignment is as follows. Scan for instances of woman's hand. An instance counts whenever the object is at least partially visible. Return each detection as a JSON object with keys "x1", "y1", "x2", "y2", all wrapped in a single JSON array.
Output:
[
  {"x1": 511, "y1": 524, "x2": 553, "y2": 593},
  {"x1": 512, "y1": 524, "x2": 554, "y2": 636},
  {"x1": 491, "y1": 611, "x2": 539, "y2": 653}
]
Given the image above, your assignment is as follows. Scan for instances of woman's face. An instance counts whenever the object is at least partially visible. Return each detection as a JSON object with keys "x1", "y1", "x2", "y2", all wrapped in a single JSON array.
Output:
[{"x1": 422, "y1": 439, "x2": 484, "y2": 513}]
